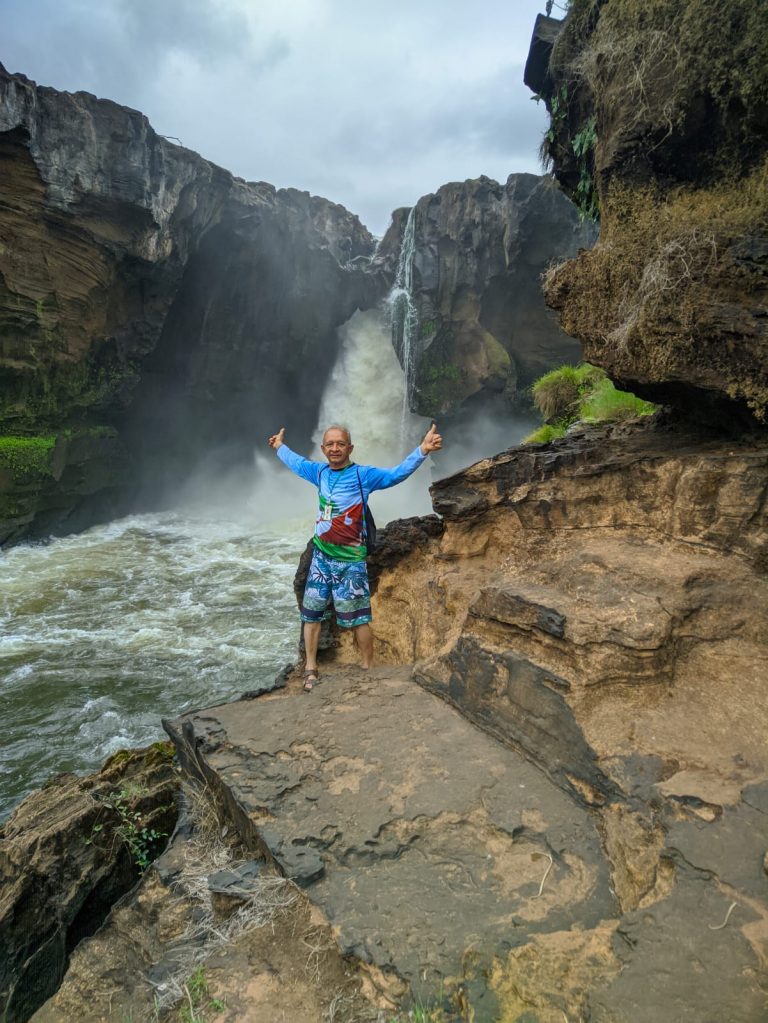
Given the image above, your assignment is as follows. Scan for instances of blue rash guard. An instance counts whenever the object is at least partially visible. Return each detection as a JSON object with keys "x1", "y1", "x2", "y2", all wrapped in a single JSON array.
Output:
[{"x1": 276, "y1": 444, "x2": 427, "y2": 561}]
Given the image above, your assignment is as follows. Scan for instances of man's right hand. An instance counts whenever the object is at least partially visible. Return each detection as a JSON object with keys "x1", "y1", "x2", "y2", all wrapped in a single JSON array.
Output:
[{"x1": 268, "y1": 427, "x2": 285, "y2": 450}]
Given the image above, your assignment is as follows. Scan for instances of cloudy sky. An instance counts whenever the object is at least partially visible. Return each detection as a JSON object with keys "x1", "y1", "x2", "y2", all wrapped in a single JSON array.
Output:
[{"x1": 1, "y1": 0, "x2": 552, "y2": 235}]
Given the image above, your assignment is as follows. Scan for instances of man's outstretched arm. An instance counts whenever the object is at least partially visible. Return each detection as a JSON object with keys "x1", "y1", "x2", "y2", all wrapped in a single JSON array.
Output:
[
  {"x1": 362, "y1": 422, "x2": 444, "y2": 492},
  {"x1": 267, "y1": 426, "x2": 323, "y2": 485}
]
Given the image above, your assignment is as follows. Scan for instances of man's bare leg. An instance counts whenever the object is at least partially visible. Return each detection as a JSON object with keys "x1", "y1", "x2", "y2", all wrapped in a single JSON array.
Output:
[
  {"x1": 354, "y1": 623, "x2": 374, "y2": 669},
  {"x1": 303, "y1": 622, "x2": 321, "y2": 688}
]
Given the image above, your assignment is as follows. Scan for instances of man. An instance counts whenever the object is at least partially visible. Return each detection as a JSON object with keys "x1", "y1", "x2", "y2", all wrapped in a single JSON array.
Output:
[{"x1": 268, "y1": 422, "x2": 442, "y2": 689}]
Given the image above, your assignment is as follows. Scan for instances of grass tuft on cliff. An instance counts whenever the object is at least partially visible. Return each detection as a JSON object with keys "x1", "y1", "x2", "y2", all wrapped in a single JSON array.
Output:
[{"x1": 524, "y1": 363, "x2": 656, "y2": 443}]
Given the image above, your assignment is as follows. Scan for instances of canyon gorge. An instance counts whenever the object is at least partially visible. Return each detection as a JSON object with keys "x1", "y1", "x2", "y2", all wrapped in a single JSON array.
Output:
[{"x1": 2, "y1": 1, "x2": 768, "y2": 1021}]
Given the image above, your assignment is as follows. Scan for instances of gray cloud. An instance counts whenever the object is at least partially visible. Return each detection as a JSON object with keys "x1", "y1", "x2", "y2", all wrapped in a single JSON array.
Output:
[{"x1": 1, "y1": 0, "x2": 552, "y2": 234}]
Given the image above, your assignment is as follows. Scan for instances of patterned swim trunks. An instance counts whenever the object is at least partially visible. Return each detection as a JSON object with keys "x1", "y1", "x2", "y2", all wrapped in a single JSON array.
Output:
[{"x1": 301, "y1": 547, "x2": 372, "y2": 629}]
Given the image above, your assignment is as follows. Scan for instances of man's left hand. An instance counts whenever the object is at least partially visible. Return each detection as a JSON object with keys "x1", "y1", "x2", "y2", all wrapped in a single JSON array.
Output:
[{"x1": 420, "y1": 422, "x2": 443, "y2": 455}]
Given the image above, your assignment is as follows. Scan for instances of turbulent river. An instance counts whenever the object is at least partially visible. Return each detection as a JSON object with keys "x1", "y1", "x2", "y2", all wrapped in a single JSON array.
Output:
[{"x1": 0, "y1": 509, "x2": 310, "y2": 820}]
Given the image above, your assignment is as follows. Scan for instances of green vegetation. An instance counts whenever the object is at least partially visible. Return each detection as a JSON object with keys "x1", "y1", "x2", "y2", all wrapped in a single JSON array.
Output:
[
  {"x1": 0, "y1": 435, "x2": 56, "y2": 481},
  {"x1": 88, "y1": 784, "x2": 168, "y2": 872},
  {"x1": 531, "y1": 362, "x2": 603, "y2": 421},
  {"x1": 524, "y1": 423, "x2": 568, "y2": 444},
  {"x1": 571, "y1": 114, "x2": 598, "y2": 220},
  {"x1": 424, "y1": 363, "x2": 461, "y2": 383},
  {"x1": 539, "y1": 82, "x2": 598, "y2": 220},
  {"x1": 544, "y1": 82, "x2": 569, "y2": 146},
  {"x1": 580, "y1": 376, "x2": 656, "y2": 422},
  {"x1": 524, "y1": 362, "x2": 656, "y2": 443},
  {"x1": 418, "y1": 360, "x2": 464, "y2": 416},
  {"x1": 105, "y1": 741, "x2": 176, "y2": 770},
  {"x1": 177, "y1": 968, "x2": 225, "y2": 1023}
]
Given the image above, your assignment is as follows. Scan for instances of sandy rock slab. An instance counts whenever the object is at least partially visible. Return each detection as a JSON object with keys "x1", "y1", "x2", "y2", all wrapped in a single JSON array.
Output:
[{"x1": 170, "y1": 666, "x2": 616, "y2": 1014}]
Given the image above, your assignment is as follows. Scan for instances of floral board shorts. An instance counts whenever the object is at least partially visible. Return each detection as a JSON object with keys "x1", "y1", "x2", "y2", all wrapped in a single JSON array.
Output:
[{"x1": 300, "y1": 547, "x2": 372, "y2": 629}]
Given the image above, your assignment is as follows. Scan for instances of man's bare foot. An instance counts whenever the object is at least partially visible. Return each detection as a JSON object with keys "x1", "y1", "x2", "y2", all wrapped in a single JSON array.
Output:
[{"x1": 303, "y1": 668, "x2": 319, "y2": 691}]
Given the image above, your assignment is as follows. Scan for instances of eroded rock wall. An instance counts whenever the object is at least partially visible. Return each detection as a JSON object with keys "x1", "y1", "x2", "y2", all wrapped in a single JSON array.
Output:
[
  {"x1": 529, "y1": 0, "x2": 768, "y2": 423},
  {"x1": 374, "y1": 173, "x2": 595, "y2": 420},
  {"x1": 0, "y1": 64, "x2": 382, "y2": 543}
]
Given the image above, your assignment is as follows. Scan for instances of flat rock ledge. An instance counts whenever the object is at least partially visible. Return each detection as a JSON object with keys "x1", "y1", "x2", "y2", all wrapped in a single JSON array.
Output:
[
  {"x1": 167, "y1": 664, "x2": 768, "y2": 1022},
  {"x1": 169, "y1": 666, "x2": 616, "y2": 1016}
]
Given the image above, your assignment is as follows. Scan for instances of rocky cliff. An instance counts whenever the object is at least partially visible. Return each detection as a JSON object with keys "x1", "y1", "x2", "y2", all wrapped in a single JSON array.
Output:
[
  {"x1": 374, "y1": 174, "x2": 595, "y2": 421},
  {"x1": 526, "y1": 0, "x2": 768, "y2": 423},
  {"x1": 0, "y1": 64, "x2": 381, "y2": 543},
  {"x1": 323, "y1": 414, "x2": 768, "y2": 1020}
]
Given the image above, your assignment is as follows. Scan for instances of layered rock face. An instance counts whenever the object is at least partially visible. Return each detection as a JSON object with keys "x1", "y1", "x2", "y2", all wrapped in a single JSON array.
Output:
[
  {"x1": 0, "y1": 744, "x2": 178, "y2": 1023},
  {"x1": 527, "y1": 0, "x2": 768, "y2": 422},
  {"x1": 0, "y1": 64, "x2": 380, "y2": 543},
  {"x1": 374, "y1": 174, "x2": 595, "y2": 420},
  {"x1": 353, "y1": 416, "x2": 768, "y2": 1019}
]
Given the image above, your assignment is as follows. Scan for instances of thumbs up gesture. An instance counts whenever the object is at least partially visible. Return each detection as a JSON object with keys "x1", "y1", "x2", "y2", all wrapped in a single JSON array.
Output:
[
  {"x1": 268, "y1": 426, "x2": 286, "y2": 450},
  {"x1": 420, "y1": 422, "x2": 443, "y2": 455}
]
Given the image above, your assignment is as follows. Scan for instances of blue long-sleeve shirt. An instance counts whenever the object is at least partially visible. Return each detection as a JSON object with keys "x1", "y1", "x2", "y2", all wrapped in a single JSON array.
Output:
[{"x1": 276, "y1": 444, "x2": 427, "y2": 561}]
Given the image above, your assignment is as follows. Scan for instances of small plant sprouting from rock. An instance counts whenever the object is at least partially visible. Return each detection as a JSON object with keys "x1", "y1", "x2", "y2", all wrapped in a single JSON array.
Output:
[
  {"x1": 572, "y1": 115, "x2": 598, "y2": 221},
  {"x1": 386, "y1": 1003, "x2": 447, "y2": 1023},
  {"x1": 87, "y1": 784, "x2": 168, "y2": 871},
  {"x1": 177, "y1": 967, "x2": 225, "y2": 1023},
  {"x1": 524, "y1": 362, "x2": 657, "y2": 443},
  {"x1": 545, "y1": 83, "x2": 569, "y2": 146}
]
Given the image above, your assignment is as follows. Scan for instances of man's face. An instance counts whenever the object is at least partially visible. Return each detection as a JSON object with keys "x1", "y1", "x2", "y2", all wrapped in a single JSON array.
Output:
[{"x1": 321, "y1": 428, "x2": 353, "y2": 468}]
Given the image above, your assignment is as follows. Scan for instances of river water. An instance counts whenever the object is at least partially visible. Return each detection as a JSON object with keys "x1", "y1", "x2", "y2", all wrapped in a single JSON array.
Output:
[{"x1": 0, "y1": 509, "x2": 309, "y2": 820}]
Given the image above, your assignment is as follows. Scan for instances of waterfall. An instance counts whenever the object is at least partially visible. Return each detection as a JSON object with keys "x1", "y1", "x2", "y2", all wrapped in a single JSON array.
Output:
[
  {"x1": 386, "y1": 206, "x2": 419, "y2": 437},
  {"x1": 313, "y1": 307, "x2": 431, "y2": 524}
]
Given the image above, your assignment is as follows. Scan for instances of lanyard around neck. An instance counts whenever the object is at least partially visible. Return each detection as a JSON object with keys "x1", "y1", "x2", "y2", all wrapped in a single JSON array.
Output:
[{"x1": 325, "y1": 463, "x2": 353, "y2": 497}]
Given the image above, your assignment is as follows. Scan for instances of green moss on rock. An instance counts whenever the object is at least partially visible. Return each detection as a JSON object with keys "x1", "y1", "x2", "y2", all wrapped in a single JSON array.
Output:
[{"x1": 0, "y1": 436, "x2": 56, "y2": 481}]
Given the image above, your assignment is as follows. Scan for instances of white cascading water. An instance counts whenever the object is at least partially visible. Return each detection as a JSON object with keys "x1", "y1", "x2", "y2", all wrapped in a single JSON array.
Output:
[
  {"x1": 311, "y1": 306, "x2": 432, "y2": 525},
  {"x1": 386, "y1": 206, "x2": 419, "y2": 439}
]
